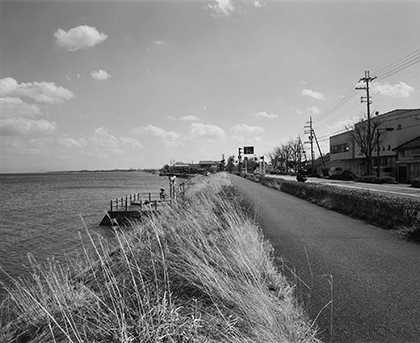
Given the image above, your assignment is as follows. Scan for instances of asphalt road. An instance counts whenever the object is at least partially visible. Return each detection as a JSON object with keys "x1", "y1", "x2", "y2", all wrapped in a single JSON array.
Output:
[
  {"x1": 266, "y1": 174, "x2": 420, "y2": 200},
  {"x1": 229, "y1": 174, "x2": 420, "y2": 343}
]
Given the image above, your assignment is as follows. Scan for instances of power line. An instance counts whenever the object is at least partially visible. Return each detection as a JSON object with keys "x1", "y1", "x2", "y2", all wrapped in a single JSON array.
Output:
[
  {"x1": 316, "y1": 110, "x2": 420, "y2": 143},
  {"x1": 298, "y1": 44, "x2": 420, "y2": 153},
  {"x1": 373, "y1": 48, "x2": 420, "y2": 80},
  {"x1": 315, "y1": 44, "x2": 420, "y2": 124},
  {"x1": 314, "y1": 87, "x2": 358, "y2": 123}
]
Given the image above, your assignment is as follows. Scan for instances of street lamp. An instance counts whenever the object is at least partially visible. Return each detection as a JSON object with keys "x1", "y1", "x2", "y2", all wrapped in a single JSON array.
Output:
[{"x1": 376, "y1": 127, "x2": 394, "y2": 177}]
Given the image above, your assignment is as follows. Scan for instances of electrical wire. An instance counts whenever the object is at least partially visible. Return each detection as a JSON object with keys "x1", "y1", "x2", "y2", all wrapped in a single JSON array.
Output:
[
  {"x1": 314, "y1": 44, "x2": 420, "y2": 124},
  {"x1": 313, "y1": 87, "x2": 358, "y2": 123},
  {"x1": 373, "y1": 48, "x2": 420, "y2": 80},
  {"x1": 302, "y1": 44, "x2": 420, "y2": 153}
]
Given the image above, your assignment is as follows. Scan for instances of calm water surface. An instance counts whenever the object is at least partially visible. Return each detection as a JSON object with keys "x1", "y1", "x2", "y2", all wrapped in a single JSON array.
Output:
[{"x1": 0, "y1": 171, "x2": 169, "y2": 300}]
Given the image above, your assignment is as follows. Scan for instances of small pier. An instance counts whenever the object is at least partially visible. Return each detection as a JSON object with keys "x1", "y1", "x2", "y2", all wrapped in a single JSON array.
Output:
[
  {"x1": 100, "y1": 178, "x2": 185, "y2": 226},
  {"x1": 99, "y1": 192, "x2": 171, "y2": 226}
]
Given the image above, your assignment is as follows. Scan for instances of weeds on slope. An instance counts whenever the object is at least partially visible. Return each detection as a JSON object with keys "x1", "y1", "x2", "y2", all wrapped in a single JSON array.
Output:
[{"x1": 0, "y1": 173, "x2": 321, "y2": 343}]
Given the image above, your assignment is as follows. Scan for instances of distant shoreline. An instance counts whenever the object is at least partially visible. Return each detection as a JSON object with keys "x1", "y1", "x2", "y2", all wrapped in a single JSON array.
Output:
[{"x1": 0, "y1": 169, "x2": 160, "y2": 175}]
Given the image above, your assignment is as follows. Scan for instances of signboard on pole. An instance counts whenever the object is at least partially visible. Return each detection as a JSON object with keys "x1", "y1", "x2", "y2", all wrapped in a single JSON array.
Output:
[{"x1": 244, "y1": 146, "x2": 254, "y2": 155}]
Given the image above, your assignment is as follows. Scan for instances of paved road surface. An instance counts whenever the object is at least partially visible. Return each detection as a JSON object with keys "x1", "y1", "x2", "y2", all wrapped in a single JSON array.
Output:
[
  {"x1": 266, "y1": 174, "x2": 420, "y2": 200},
  {"x1": 229, "y1": 174, "x2": 420, "y2": 343}
]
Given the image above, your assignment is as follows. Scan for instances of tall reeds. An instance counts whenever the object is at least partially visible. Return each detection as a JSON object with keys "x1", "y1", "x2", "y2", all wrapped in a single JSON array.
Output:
[{"x1": 0, "y1": 173, "x2": 320, "y2": 343}]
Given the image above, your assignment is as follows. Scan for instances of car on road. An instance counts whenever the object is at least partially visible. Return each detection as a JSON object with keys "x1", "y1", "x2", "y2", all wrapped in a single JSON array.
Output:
[
  {"x1": 328, "y1": 167, "x2": 357, "y2": 180},
  {"x1": 328, "y1": 167, "x2": 343, "y2": 176}
]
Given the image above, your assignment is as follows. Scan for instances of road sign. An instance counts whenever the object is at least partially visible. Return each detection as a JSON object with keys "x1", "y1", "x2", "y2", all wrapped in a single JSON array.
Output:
[{"x1": 244, "y1": 146, "x2": 254, "y2": 155}]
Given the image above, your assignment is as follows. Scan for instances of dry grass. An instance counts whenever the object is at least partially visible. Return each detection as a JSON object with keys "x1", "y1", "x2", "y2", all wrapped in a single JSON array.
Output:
[{"x1": 0, "y1": 173, "x2": 321, "y2": 343}]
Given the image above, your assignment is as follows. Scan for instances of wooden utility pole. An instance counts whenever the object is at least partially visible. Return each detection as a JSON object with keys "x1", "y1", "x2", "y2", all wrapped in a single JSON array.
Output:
[
  {"x1": 356, "y1": 70, "x2": 376, "y2": 175},
  {"x1": 313, "y1": 129, "x2": 327, "y2": 168},
  {"x1": 304, "y1": 117, "x2": 315, "y2": 173}
]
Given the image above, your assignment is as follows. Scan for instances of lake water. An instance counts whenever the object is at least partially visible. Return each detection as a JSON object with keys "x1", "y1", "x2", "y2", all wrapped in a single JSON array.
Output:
[{"x1": 0, "y1": 171, "x2": 169, "y2": 301}]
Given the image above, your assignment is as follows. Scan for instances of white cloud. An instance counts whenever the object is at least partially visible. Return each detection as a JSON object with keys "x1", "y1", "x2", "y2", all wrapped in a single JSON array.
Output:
[
  {"x1": 372, "y1": 81, "x2": 415, "y2": 98},
  {"x1": 254, "y1": 111, "x2": 279, "y2": 119},
  {"x1": 92, "y1": 127, "x2": 119, "y2": 148},
  {"x1": 58, "y1": 132, "x2": 143, "y2": 151},
  {"x1": 58, "y1": 136, "x2": 86, "y2": 149},
  {"x1": 301, "y1": 88, "x2": 325, "y2": 100},
  {"x1": 179, "y1": 115, "x2": 200, "y2": 122},
  {"x1": 154, "y1": 40, "x2": 169, "y2": 46},
  {"x1": 0, "y1": 77, "x2": 74, "y2": 104},
  {"x1": 208, "y1": 0, "x2": 235, "y2": 17},
  {"x1": 307, "y1": 106, "x2": 321, "y2": 115},
  {"x1": 231, "y1": 135, "x2": 245, "y2": 143},
  {"x1": 120, "y1": 137, "x2": 143, "y2": 149},
  {"x1": 326, "y1": 117, "x2": 357, "y2": 132},
  {"x1": 231, "y1": 123, "x2": 265, "y2": 134},
  {"x1": 132, "y1": 124, "x2": 182, "y2": 146},
  {"x1": 54, "y1": 25, "x2": 108, "y2": 51},
  {"x1": 0, "y1": 117, "x2": 57, "y2": 136},
  {"x1": 189, "y1": 122, "x2": 226, "y2": 139},
  {"x1": 253, "y1": 1, "x2": 262, "y2": 8},
  {"x1": 91, "y1": 69, "x2": 111, "y2": 81},
  {"x1": 134, "y1": 124, "x2": 180, "y2": 140},
  {"x1": 0, "y1": 97, "x2": 41, "y2": 118}
]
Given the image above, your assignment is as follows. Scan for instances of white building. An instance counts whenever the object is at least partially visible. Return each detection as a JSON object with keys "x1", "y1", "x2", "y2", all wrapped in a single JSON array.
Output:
[{"x1": 329, "y1": 109, "x2": 420, "y2": 182}]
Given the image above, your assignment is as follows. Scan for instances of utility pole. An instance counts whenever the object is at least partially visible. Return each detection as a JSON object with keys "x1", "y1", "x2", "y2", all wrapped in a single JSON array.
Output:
[
  {"x1": 356, "y1": 70, "x2": 376, "y2": 175},
  {"x1": 238, "y1": 147, "x2": 243, "y2": 173},
  {"x1": 313, "y1": 129, "x2": 326, "y2": 168},
  {"x1": 304, "y1": 116, "x2": 315, "y2": 174}
]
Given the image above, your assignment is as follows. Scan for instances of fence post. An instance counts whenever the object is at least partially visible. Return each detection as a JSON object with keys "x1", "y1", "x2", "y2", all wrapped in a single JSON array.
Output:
[
  {"x1": 110, "y1": 200, "x2": 113, "y2": 211},
  {"x1": 125, "y1": 196, "x2": 128, "y2": 211},
  {"x1": 149, "y1": 193, "x2": 151, "y2": 202},
  {"x1": 116, "y1": 198, "x2": 119, "y2": 209}
]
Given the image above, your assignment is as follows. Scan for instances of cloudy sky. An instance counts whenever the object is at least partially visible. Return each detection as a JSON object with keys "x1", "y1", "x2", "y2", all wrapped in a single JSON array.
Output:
[{"x1": 1, "y1": 0, "x2": 420, "y2": 172}]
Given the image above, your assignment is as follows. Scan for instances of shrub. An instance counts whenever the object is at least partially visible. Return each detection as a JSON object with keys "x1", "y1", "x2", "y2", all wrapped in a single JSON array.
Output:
[
  {"x1": 255, "y1": 175, "x2": 420, "y2": 235},
  {"x1": 411, "y1": 177, "x2": 420, "y2": 188},
  {"x1": 357, "y1": 175, "x2": 396, "y2": 184}
]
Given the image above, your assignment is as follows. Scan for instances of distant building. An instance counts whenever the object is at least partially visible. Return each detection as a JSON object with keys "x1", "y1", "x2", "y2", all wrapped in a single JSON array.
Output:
[
  {"x1": 329, "y1": 109, "x2": 420, "y2": 182},
  {"x1": 172, "y1": 163, "x2": 190, "y2": 174},
  {"x1": 198, "y1": 161, "x2": 220, "y2": 170}
]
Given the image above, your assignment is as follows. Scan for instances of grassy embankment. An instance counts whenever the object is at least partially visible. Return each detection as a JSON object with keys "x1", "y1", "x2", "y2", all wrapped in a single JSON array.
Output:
[
  {"x1": 244, "y1": 173, "x2": 420, "y2": 241},
  {"x1": 0, "y1": 173, "x2": 321, "y2": 343}
]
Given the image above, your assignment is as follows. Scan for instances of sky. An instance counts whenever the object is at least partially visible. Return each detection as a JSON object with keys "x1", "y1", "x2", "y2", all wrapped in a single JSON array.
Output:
[{"x1": 1, "y1": 0, "x2": 420, "y2": 173}]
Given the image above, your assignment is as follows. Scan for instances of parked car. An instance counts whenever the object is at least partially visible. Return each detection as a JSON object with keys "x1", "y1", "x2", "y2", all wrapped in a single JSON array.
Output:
[
  {"x1": 328, "y1": 167, "x2": 343, "y2": 176},
  {"x1": 328, "y1": 168, "x2": 357, "y2": 180}
]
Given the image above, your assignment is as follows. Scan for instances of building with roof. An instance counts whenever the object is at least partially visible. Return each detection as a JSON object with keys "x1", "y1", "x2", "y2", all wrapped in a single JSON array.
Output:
[
  {"x1": 393, "y1": 136, "x2": 420, "y2": 183},
  {"x1": 329, "y1": 109, "x2": 420, "y2": 182}
]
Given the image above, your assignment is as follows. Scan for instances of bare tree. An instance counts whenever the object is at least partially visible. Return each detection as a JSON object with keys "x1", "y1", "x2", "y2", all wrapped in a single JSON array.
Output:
[
  {"x1": 270, "y1": 137, "x2": 306, "y2": 174},
  {"x1": 287, "y1": 137, "x2": 307, "y2": 172},
  {"x1": 346, "y1": 113, "x2": 390, "y2": 175}
]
